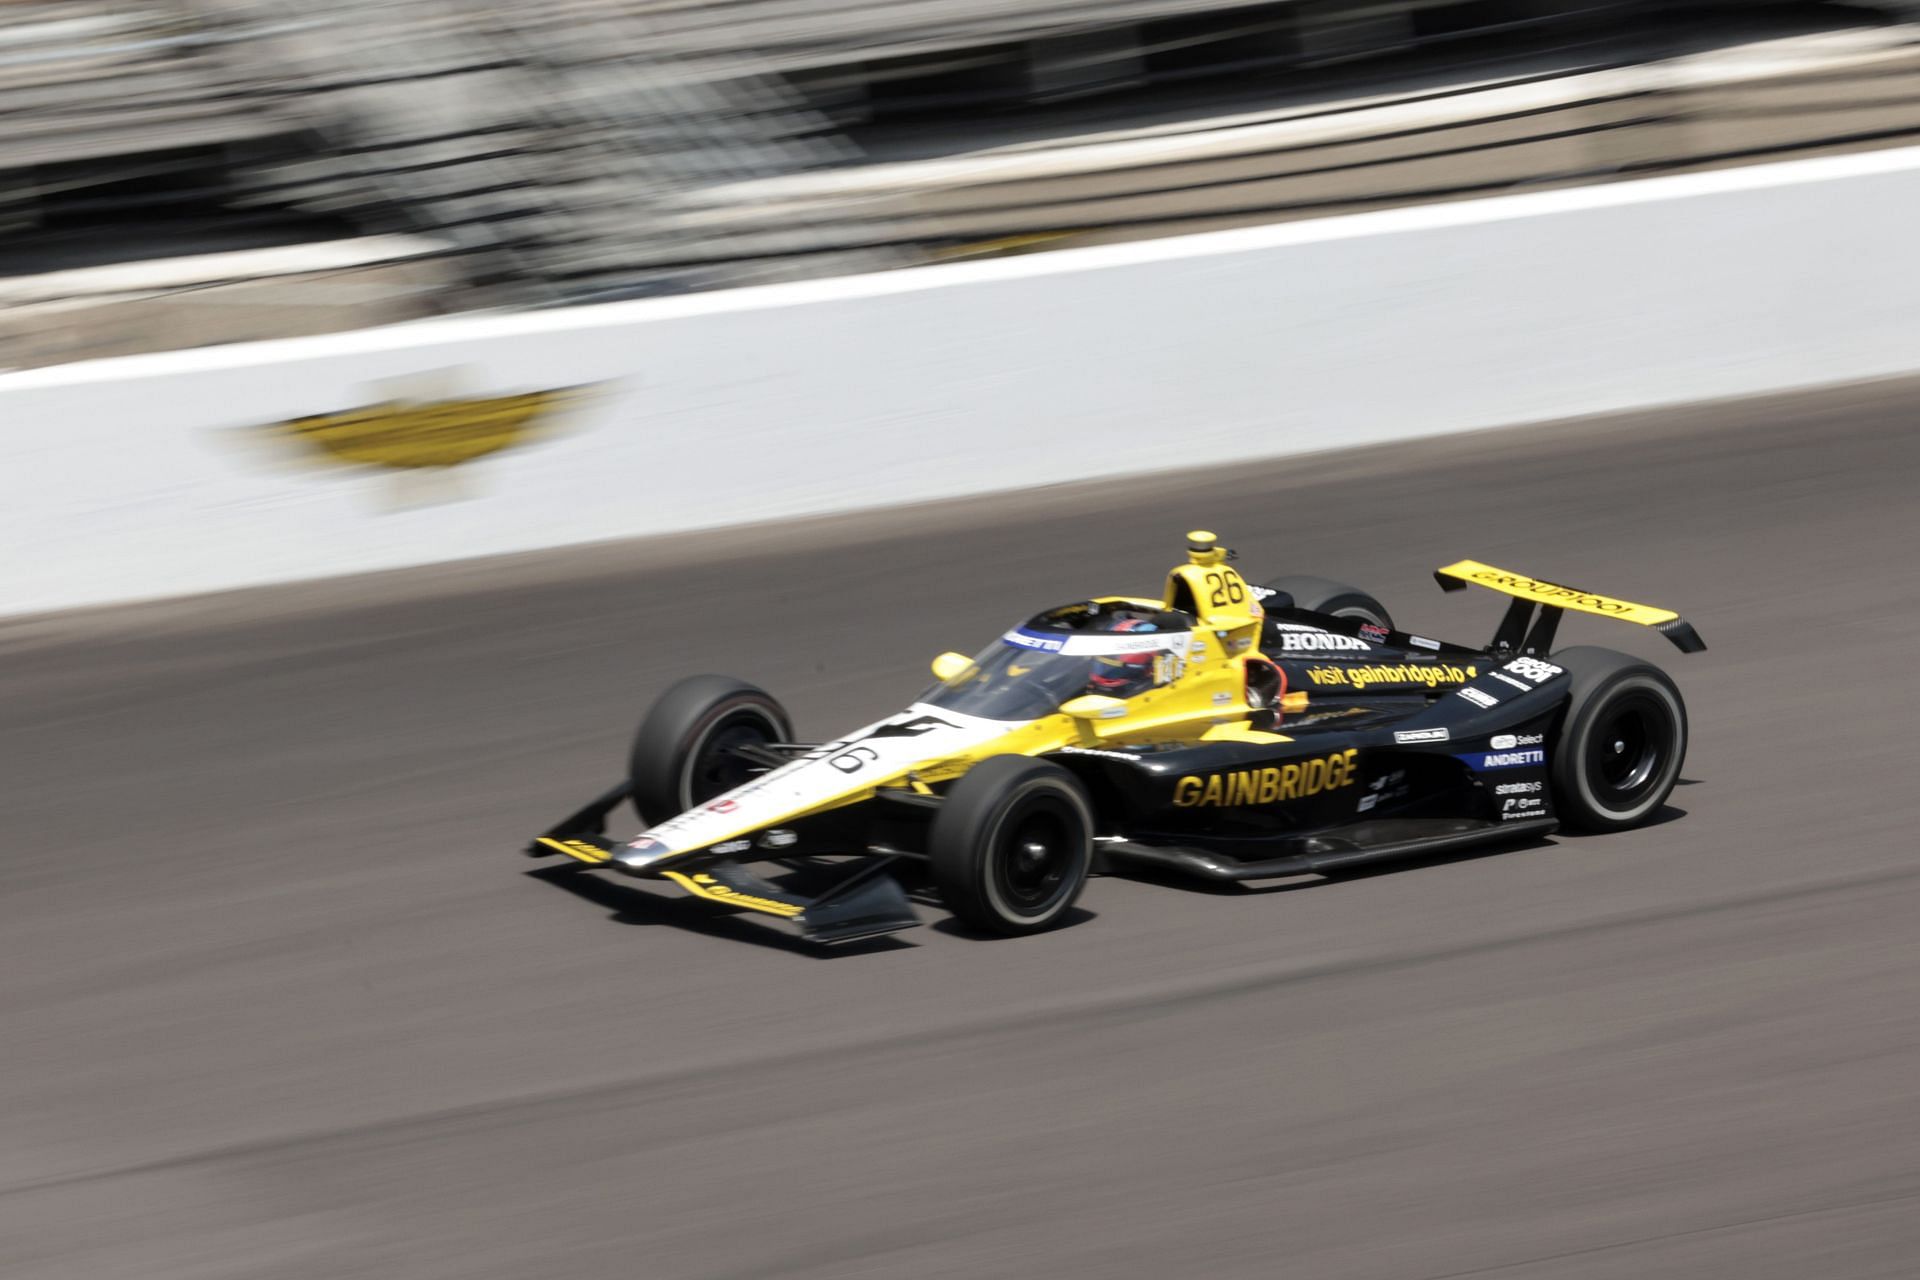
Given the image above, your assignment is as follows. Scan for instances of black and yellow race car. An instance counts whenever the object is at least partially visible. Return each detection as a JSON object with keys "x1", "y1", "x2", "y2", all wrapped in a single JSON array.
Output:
[{"x1": 527, "y1": 533, "x2": 1704, "y2": 944}]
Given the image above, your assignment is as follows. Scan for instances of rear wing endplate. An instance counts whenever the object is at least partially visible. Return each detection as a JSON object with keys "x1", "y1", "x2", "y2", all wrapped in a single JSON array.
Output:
[{"x1": 1434, "y1": 559, "x2": 1706, "y2": 654}]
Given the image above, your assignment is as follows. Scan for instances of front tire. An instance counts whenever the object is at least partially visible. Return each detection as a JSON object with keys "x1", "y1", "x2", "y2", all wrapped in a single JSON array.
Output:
[
  {"x1": 628, "y1": 675, "x2": 793, "y2": 826},
  {"x1": 1548, "y1": 647, "x2": 1688, "y2": 832},
  {"x1": 1260, "y1": 574, "x2": 1394, "y2": 631},
  {"x1": 930, "y1": 757, "x2": 1094, "y2": 936}
]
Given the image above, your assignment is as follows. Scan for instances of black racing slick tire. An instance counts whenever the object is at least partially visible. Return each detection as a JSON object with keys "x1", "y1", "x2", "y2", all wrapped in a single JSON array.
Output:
[
  {"x1": 628, "y1": 675, "x2": 793, "y2": 827},
  {"x1": 930, "y1": 757, "x2": 1094, "y2": 937},
  {"x1": 1548, "y1": 646, "x2": 1688, "y2": 833},
  {"x1": 1260, "y1": 574, "x2": 1394, "y2": 631}
]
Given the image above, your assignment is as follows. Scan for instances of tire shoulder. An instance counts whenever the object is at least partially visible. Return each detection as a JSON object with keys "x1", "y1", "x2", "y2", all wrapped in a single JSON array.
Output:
[
  {"x1": 629, "y1": 675, "x2": 791, "y2": 826},
  {"x1": 930, "y1": 756, "x2": 1092, "y2": 934},
  {"x1": 1258, "y1": 574, "x2": 1393, "y2": 630},
  {"x1": 1547, "y1": 647, "x2": 1687, "y2": 831}
]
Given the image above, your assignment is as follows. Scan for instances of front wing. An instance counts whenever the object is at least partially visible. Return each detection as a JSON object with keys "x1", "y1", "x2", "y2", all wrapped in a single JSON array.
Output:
[{"x1": 526, "y1": 784, "x2": 922, "y2": 945}]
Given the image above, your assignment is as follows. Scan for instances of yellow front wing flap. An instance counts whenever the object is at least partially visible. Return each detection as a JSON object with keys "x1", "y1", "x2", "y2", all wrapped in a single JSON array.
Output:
[
  {"x1": 535, "y1": 836, "x2": 613, "y2": 864},
  {"x1": 663, "y1": 870, "x2": 806, "y2": 919}
]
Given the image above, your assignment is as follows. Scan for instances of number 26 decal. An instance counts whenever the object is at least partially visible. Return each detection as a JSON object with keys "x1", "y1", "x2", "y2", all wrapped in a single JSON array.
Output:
[
  {"x1": 827, "y1": 745, "x2": 879, "y2": 773},
  {"x1": 1204, "y1": 572, "x2": 1246, "y2": 607}
]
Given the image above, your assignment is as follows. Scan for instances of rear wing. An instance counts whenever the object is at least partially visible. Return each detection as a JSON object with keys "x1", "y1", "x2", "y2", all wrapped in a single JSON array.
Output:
[{"x1": 1434, "y1": 559, "x2": 1706, "y2": 655}]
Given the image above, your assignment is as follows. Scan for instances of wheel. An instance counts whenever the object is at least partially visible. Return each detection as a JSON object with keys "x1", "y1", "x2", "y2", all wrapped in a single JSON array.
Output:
[
  {"x1": 1260, "y1": 574, "x2": 1394, "y2": 631},
  {"x1": 628, "y1": 675, "x2": 793, "y2": 826},
  {"x1": 929, "y1": 757, "x2": 1094, "y2": 936},
  {"x1": 1548, "y1": 646, "x2": 1688, "y2": 832}
]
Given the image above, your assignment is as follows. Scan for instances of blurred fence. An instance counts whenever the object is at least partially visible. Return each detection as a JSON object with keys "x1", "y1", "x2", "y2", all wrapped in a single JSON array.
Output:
[
  {"x1": 165, "y1": 0, "x2": 907, "y2": 302},
  {"x1": 6, "y1": 1, "x2": 1920, "y2": 369},
  {"x1": 0, "y1": 2, "x2": 302, "y2": 231},
  {"x1": 0, "y1": 0, "x2": 905, "y2": 307},
  {"x1": 666, "y1": 24, "x2": 1920, "y2": 259}
]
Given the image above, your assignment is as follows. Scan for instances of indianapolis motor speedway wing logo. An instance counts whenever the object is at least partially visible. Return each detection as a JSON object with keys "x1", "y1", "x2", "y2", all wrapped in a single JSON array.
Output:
[{"x1": 261, "y1": 376, "x2": 600, "y2": 470}]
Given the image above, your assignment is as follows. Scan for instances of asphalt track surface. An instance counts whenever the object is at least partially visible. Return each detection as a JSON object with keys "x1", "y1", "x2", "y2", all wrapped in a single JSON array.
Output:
[{"x1": 5, "y1": 375, "x2": 1919, "y2": 1279}]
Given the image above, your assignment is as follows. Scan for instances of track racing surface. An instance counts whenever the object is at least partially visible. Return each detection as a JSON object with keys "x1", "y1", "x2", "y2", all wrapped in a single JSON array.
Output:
[{"x1": 4, "y1": 376, "x2": 1918, "y2": 1279}]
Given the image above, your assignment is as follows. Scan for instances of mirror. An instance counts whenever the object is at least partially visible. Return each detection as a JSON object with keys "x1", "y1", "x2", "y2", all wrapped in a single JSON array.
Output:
[
  {"x1": 931, "y1": 652, "x2": 978, "y2": 683},
  {"x1": 1060, "y1": 694, "x2": 1128, "y2": 721}
]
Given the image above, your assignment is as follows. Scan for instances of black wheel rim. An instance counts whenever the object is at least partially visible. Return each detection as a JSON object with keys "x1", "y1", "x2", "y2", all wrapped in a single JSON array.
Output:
[
  {"x1": 992, "y1": 801, "x2": 1080, "y2": 917},
  {"x1": 1582, "y1": 690, "x2": 1672, "y2": 812},
  {"x1": 686, "y1": 711, "x2": 777, "y2": 807}
]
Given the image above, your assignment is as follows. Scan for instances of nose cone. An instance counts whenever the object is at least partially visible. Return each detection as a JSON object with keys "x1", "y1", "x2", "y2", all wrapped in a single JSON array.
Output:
[{"x1": 613, "y1": 836, "x2": 673, "y2": 873}]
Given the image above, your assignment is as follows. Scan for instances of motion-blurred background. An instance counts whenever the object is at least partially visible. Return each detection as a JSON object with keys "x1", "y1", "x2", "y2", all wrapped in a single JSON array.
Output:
[
  {"x1": 6, "y1": 6, "x2": 1920, "y2": 1279},
  {"x1": 7, "y1": 0, "x2": 1920, "y2": 369}
]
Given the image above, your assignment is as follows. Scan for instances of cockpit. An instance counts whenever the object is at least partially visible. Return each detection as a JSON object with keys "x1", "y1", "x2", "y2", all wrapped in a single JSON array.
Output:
[{"x1": 919, "y1": 600, "x2": 1196, "y2": 721}]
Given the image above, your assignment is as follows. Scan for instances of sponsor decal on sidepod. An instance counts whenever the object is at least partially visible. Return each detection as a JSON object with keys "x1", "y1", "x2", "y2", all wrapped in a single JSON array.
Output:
[
  {"x1": 1458, "y1": 748, "x2": 1546, "y2": 770},
  {"x1": 1490, "y1": 733, "x2": 1543, "y2": 750},
  {"x1": 1306, "y1": 663, "x2": 1476, "y2": 691},
  {"x1": 1503, "y1": 656, "x2": 1565, "y2": 684},
  {"x1": 1173, "y1": 749, "x2": 1360, "y2": 807},
  {"x1": 1277, "y1": 632, "x2": 1372, "y2": 652}
]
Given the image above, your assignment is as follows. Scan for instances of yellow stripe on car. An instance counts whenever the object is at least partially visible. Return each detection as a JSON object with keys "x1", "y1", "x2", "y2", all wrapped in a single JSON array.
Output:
[
  {"x1": 664, "y1": 871, "x2": 805, "y2": 919},
  {"x1": 537, "y1": 837, "x2": 611, "y2": 864}
]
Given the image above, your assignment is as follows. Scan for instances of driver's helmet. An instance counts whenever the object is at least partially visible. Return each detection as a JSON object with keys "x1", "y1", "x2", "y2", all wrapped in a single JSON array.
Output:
[{"x1": 1087, "y1": 617, "x2": 1160, "y2": 698}]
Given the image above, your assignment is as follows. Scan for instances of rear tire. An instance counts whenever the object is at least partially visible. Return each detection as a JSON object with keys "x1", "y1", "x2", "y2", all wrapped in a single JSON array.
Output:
[
  {"x1": 628, "y1": 675, "x2": 793, "y2": 827},
  {"x1": 1260, "y1": 574, "x2": 1394, "y2": 631},
  {"x1": 1548, "y1": 646, "x2": 1688, "y2": 832},
  {"x1": 930, "y1": 757, "x2": 1094, "y2": 936}
]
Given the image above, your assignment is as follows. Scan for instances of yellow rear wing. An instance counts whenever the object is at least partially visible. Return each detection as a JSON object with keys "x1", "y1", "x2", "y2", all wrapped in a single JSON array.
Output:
[{"x1": 1435, "y1": 560, "x2": 1705, "y2": 653}]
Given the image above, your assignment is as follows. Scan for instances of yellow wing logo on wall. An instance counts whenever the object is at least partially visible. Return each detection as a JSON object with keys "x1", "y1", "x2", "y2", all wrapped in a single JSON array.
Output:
[{"x1": 272, "y1": 386, "x2": 593, "y2": 470}]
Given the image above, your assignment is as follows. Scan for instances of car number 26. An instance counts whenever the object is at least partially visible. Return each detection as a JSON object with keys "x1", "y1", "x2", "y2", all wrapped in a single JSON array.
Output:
[{"x1": 1205, "y1": 572, "x2": 1245, "y2": 608}]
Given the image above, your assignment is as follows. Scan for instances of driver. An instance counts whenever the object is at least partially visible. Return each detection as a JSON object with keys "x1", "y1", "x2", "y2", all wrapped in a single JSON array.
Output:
[{"x1": 1087, "y1": 618, "x2": 1160, "y2": 698}]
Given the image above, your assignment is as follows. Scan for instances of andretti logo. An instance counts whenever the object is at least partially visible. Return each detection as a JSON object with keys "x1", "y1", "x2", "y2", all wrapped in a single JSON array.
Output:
[{"x1": 1459, "y1": 748, "x2": 1546, "y2": 770}]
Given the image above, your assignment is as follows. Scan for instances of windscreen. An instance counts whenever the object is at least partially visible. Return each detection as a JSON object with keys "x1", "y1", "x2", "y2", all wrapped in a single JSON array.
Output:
[
  {"x1": 919, "y1": 621, "x2": 1190, "y2": 721},
  {"x1": 919, "y1": 642, "x2": 1106, "y2": 721}
]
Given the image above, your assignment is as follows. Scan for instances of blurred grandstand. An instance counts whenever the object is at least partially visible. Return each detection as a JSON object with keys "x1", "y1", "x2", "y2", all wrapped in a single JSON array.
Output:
[{"x1": 4, "y1": 0, "x2": 1919, "y2": 368}]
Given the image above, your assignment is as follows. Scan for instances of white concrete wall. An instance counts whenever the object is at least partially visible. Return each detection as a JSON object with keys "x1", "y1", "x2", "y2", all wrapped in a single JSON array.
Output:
[{"x1": 7, "y1": 145, "x2": 1920, "y2": 618}]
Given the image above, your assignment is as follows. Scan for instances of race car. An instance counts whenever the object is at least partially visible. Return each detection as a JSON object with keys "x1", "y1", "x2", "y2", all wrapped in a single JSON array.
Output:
[{"x1": 526, "y1": 532, "x2": 1704, "y2": 944}]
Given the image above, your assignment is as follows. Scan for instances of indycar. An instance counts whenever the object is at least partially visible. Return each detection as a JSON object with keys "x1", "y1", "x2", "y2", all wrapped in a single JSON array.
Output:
[{"x1": 527, "y1": 532, "x2": 1704, "y2": 944}]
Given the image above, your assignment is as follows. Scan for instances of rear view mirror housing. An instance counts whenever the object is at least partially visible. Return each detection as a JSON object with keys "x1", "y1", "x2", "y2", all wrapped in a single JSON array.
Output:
[
  {"x1": 1060, "y1": 695, "x2": 1127, "y2": 720},
  {"x1": 1060, "y1": 694, "x2": 1127, "y2": 744},
  {"x1": 931, "y1": 652, "x2": 978, "y2": 683}
]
